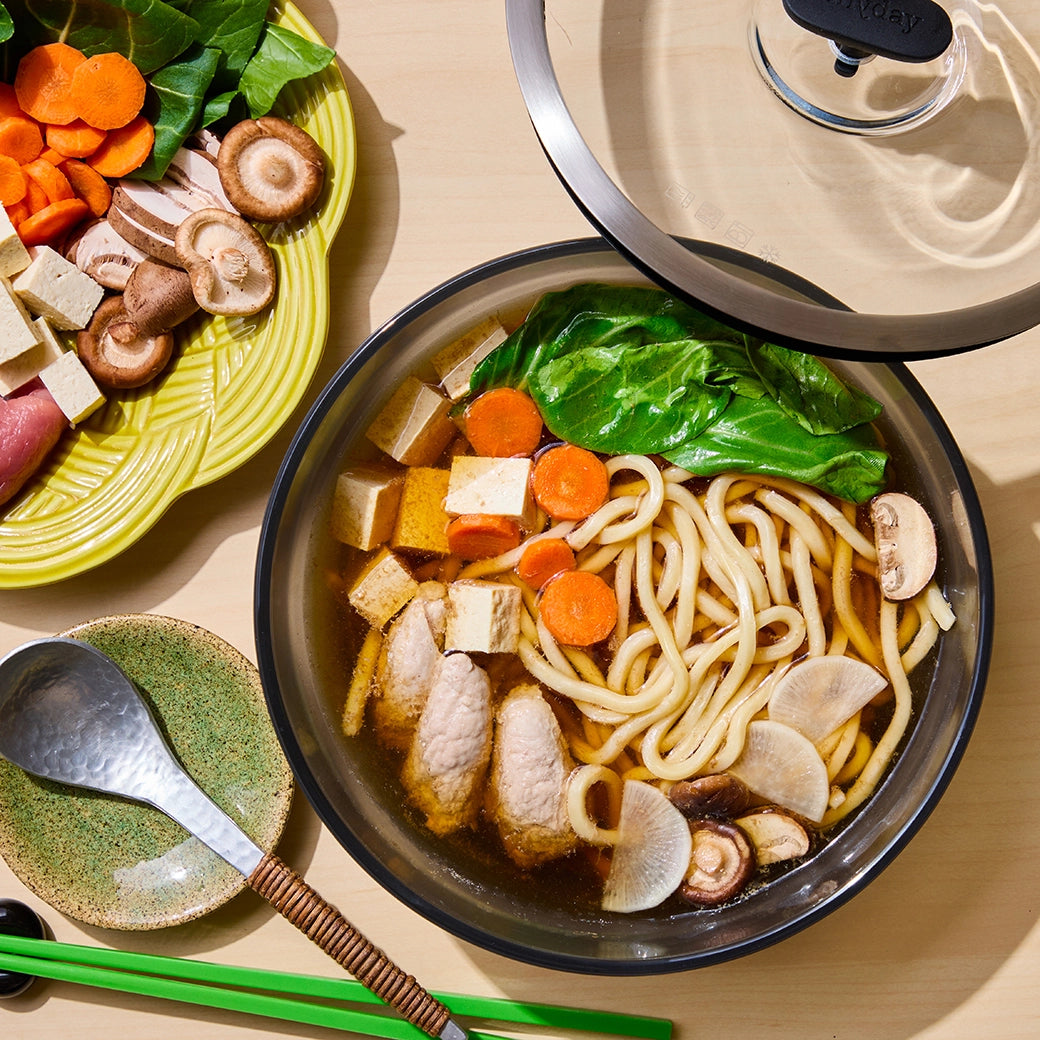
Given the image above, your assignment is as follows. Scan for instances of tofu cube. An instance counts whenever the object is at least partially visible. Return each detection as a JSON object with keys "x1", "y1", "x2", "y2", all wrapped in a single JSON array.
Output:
[
  {"x1": 0, "y1": 318, "x2": 65, "y2": 395},
  {"x1": 0, "y1": 208, "x2": 30, "y2": 279},
  {"x1": 445, "y1": 579, "x2": 522, "y2": 654},
  {"x1": 38, "y1": 350, "x2": 105, "y2": 424},
  {"x1": 445, "y1": 455, "x2": 534, "y2": 525},
  {"x1": 432, "y1": 316, "x2": 509, "y2": 401},
  {"x1": 348, "y1": 547, "x2": 418, "y2": 628},
  {"x1": 0, "y1": 277, "x2": 42, "y2": 365},
  {"x1": 12, "y1": 246, "x2": 105, "y2": 330},
  {"x1": 366, "y1": 376, "x2": 456, "y2": 466},
  {"x1": 330, "y1": 465, "x2": 404, "y2": 551},
  {"x1": 390, "y1": 466, "x2": 451, "y2": 555}
]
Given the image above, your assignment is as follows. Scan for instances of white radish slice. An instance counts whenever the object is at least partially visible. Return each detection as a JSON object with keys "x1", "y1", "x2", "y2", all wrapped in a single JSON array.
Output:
[
  {"x1": 768, "y1": 656, "x2": 888, "y2": 744},
  {"x1": 602, "y1": 780, "x2": 693, "y2": 913},
  {"x1": 727, "y1": 720, "x2": 829, "y2": 823}
]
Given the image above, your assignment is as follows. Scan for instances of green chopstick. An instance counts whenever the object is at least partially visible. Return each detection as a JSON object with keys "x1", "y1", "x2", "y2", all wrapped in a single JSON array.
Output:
[{"x1": 0, "y1": 933, "x2": 671, "y2": 1039}]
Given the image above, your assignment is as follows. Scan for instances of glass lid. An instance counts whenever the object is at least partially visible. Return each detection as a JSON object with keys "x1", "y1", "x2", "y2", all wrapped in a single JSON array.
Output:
[{"x1": 506, "y1": 0, "x2": 1040, "y2": 358}]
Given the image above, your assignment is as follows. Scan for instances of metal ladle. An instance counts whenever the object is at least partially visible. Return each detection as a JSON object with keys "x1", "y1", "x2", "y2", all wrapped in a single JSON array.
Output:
[{"x1": 0, "y1": 636, "x2": 467, "y2": 1040}]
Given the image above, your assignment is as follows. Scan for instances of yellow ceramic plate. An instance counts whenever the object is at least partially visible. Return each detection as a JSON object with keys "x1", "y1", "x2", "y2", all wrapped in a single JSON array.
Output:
[{"x1": 0, "y1": 4, "x2": 356, "y2": 588}]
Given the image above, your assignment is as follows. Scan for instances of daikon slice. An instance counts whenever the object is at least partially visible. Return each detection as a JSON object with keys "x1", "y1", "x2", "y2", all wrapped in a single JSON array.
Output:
[
  {"x1": 769, "y1": 656, "x2": 888, "y2": 744},
  {"x1": 602, "y1": 780, "x2": 692, "y2": 913},
  {"x1": 728, "y1": 720, "x2": 829, "y2": 823}
]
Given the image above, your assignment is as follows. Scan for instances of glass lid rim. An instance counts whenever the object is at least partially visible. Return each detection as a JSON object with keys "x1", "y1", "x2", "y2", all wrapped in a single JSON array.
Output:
[{"x1": 505, "y1": 0, "x2": 1040, "y2": 359}]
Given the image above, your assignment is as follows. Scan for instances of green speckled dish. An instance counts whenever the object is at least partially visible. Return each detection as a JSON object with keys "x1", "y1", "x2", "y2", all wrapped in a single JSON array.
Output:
[{"x1": 0, "y1": 614, "x2": 293, "y2": 930}]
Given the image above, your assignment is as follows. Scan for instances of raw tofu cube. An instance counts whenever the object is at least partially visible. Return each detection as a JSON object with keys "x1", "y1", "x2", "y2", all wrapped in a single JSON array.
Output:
[
  {"x1": 0, "y1": 208, "x2": 30, "y2": 278},
  {"x1": 445, "y1": 455, "x2": 533, "y2": 524},
  {"x1": 348, "y1": 547, "x2": 418, "y2": 628},
  {"x1": 0, "y1": 277, "x2": 41, "y2": 365},
  {"x1": 38, "y1": 350, "x2": 104, "y2": 424},
  {"x1": 12, "y1": 246, "x2": 105, "y2": 330},
  {"x1": 391, "y1": 466, "x2": 451, "y2": 555},
  {"x1": 432, "y1": 316, "x2": 509, "y2": 401},
  {"x1": 366, "y1": 376, "x2": 456, "y2": 466},
  {"x1": 0, "y1": 318, "x2": 66, "y2": 395},
  {"x1": 445, "y1": 579, "x2": 522, "y2": 654},
  {"x1": 330, "y1": 465, "x2": 404, "y2": 551}
]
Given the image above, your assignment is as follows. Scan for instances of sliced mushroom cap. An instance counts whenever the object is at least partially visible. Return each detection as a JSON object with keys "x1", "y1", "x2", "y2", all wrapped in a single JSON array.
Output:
[
  {"x1": 77, "y1": 296, "x2": 174, "y2": 389},
  {"x1": 174, "y1": 208, "x2": 276, "y2": 316},
  {"x1": 679, "y1": 818, "x2": 755, "y2": 907},
  {"x1": 123, "y1": 258, "x2": 200, "y2": 336},
  {"x1": 669, "y1": 774, "x2": 751, "y2": 818},
  {"x1": 736, "y1": 808, "x2": 813, "y2": 866},
  {"x1": 870, "y1": 492, "x2": 938, "y2": 600},
  {"x1": 217, "y1": 116, "x2": 325, "y2": 222}
]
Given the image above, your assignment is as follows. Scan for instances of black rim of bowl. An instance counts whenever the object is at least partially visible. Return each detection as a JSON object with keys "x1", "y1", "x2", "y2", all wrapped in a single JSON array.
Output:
[{"x1": 255, "y1": 237, "x2": 994, "y2": 974}]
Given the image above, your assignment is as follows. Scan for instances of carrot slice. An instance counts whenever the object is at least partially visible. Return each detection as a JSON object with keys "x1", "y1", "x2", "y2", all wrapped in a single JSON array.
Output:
[
  {"x1": 0, "y1": 83, "x2": 21, "y2": 118},
  {"x1": 22, "y1": 157, "x2": 74, "y2": 204},
  {"x1": 446, "y1": 513, "x2": 521, "y2": 560},
  {"x1": 531, "y1": 443, "x2": 610, "y2": 520},
  {"x1": 464, "y1": 387, "x2": 544, "y2": 458},
  {"x1": 5, "y1": 198, "x2": 30, "y2": 228},
  {"x1": 14, "y1": 43, "x2": 86, "y2": 126},
  {"x1": 23, "y1": 174, "x2": 49, "y2": 214},
  {"x1": 516, "y1": 536, "x2": 576, "y2": 590},
  {"x1": 60, "y1": 159, "x2": 112, "y2": 217},
  {"x1": 46, "y1": 119, "x2": 107, "y2": 158},
  {"x1": 0, "y1": 156, "x2": 28, "y2": 206},
  {"x1": 86, "y1": 115, "x2": 154, "y2": 177},
  {"x1": 69, "y1": 52, "x2": 147, "y2": 130},
  {"x1": 17, "y1": 196, "x2": 90, "y2": 246},
  {"x1": 539, "y1": 569, "x2": 618, "y2": 646},
  {"x1": 0, "y1": 116, "x2": 44, "y2": 164}
]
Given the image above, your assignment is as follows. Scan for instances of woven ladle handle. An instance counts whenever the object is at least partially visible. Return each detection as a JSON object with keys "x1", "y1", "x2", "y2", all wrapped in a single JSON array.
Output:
[{"x1": 249, "y1": 852, "x2": 453, "y2": 1037}]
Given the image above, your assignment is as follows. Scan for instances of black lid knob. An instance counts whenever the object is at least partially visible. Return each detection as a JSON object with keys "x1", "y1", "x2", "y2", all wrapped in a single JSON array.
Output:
[{"x1": 0, "y1": 898, "x2": 46, "y2": 998}]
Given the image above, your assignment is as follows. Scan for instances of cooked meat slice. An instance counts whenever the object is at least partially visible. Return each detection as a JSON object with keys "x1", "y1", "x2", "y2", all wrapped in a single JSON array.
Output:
[
  {"x1": 487, "y1": 684, "x2": 579, "y2": 868},
  {"x1": 369, "y1": 583, "x2": 446, "y2": 751},
  {"x1": 401, "y1": 652, "x2": 493, "y2": 836}
]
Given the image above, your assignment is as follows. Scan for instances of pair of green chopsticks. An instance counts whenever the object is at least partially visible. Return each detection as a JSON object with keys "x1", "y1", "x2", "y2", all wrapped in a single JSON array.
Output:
[{"x1": 0, "y1": 932, "x2": 671, "y2": 1039}]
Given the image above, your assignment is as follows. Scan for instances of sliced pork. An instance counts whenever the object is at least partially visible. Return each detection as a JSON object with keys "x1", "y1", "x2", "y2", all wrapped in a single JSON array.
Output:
[
  {"x1": 0, "y1": 386, "x2": 66, "y2": 508},
  {"x1": 401, "y1": 652, "x2": 493, "y2": 836},
  {"x1": 486, "y1": 684, "x2": 579, "y2": 868},
  {"x1": 369, "y1": 582, "x2": 447, "y2": 751}
]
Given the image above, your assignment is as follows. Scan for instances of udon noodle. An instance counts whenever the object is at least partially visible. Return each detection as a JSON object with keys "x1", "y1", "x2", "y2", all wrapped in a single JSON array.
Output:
[{"x1": 454, "y1": 456, "x2": 954, "y2": 838}]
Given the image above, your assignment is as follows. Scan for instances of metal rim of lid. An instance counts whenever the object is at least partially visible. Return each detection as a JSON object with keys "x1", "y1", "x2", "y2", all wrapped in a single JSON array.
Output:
[{"x1": 505, "y1": 0, "x2": 1040, "y2": 359}]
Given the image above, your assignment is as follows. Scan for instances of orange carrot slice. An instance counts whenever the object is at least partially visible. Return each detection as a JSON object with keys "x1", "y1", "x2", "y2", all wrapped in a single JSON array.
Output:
[
  {"x1": 86, "y1": 115, "x2": 154, "y2": 177},
  {"x1": 17, "y1": 197, "x2": 90, "y2": 245},
  {"x1": 464, "y1": 387, "x2": 544, "y2": 457},
  {"x1": 0, "y1": 116, "x2": 44, "y2": 164},
  {"x1": 0, "y1": 155, "x2": 28, "y2": 206},
  {"x1": 14, "y1": 43, "x2": 86, "y2": 126},
  {"x1": 60, "y1": 159, "x2": 112, "y2": 217},
  {"x1": 516, "y1": 537, "x2": 576, "y2": 590},
  {"x1": 446, "y1": 514, "x2": 522, "y2": 560},
  {"x1": 69, "y1": 52, "x2": 147, "y2": 130},
  {"x1": 22, "y1": 157, "x2": 74, "y2": 204},
  {"x1": 531, "y1": 443, "x2": 610, "y2": 520},
  {"x1": 46, "y1": 119, "x2": 107, "y2": 158},
  {"x1": 539, "y1": 570, "x2": 618, "y2": 646}
]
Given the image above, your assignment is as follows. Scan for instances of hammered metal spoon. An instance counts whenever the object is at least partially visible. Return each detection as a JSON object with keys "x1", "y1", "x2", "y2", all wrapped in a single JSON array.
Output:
[{"x1": 0, "y1": 636, "x2": 466, "y2": 1040}]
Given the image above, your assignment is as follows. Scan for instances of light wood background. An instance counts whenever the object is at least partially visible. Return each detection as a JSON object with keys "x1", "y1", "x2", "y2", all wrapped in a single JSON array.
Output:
[{"x1": 2, "y1": 3, "x2": 1038, "y2": 1038}]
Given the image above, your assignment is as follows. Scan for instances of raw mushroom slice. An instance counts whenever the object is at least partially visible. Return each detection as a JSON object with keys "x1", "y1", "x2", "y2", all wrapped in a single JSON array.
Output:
[
  {"x1": 601, "y1": 779, "x2": 692, "y2": 913},
  {"x1": 123, "y1": 258, "x2": 199, "y2": 336},
  {"x1": 174, "y1": 208, "x2": 276, "y2": 316},
  {"x1": 870, "y1": 492, "x2": 938, "y2": 600},
  {"x1": 679, "y1": 818, "x2": 755, "y2": 907},
  {"x1": 768, "y1": 655, "x2": 888, "y2": 745},
  {"x1": 727, "y1": 720, "x2": 830, "y2": 823},
  {"x1": 217, "y1": 116, "x2": 325, "y2": 222}
]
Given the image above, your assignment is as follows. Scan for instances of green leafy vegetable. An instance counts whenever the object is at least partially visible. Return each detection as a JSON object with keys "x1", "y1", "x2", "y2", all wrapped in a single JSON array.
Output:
[
  {"x1": 238, "y1": 22, "x2": 336, "y2": 118},
  {"x1": 469, "y1": 283, "x2": 889, "y2": 502},
  {"x1": 0, "y1": 7, "x2": 14, "y2": 45}
]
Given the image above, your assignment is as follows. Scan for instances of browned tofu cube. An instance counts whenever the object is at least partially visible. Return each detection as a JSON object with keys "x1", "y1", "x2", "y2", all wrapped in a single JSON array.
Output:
[{"x1": 391, "y1": 467, "x2": 451, "y2": 555}]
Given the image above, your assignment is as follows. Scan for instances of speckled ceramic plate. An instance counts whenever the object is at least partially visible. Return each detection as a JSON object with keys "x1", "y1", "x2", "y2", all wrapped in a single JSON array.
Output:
[
  {"x1": 0, "y1": 3, "x2": 356, "y2": 589},
  {"x1": 0, "y1": 614, "x2": 294, "y2": 930}
]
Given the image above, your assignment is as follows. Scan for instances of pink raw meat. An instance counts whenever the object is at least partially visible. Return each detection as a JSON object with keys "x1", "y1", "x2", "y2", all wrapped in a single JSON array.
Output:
[{"x1": 0, "y1": 386, "x2": 66, "y2": 508}]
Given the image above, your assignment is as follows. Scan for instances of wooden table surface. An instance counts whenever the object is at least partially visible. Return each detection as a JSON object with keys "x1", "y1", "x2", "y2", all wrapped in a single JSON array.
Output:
[{"x1": 2, "y1": 3, "x2": 1039, "y2": 1038}]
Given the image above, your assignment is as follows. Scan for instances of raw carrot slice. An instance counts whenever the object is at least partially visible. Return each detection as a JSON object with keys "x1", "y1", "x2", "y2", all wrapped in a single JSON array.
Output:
[
  {"x1": 14, "y1": 43, "x2": 86, "y2": 126},
  {"x1": 531, "y1": 443, "x2": 610, "y2": 520},
  {"x1": 69, "y1": 52, "x2": 147, "y2": 130},
  {"x1": 23, "y1": 175, "x2": 49, "y2": 214},
  {"x1": 17, "y1": 197, "x2": 90, "y2": 245},
  {"x1": 86, "y1": 115, "x2": 153, "y2": 177},
  {"x1": 464, "y1": 387, "x2": 544, "y2": 457},
  {"x1": 5, "y1": 198, "x2": 30, "y2": 228},
  {"x1": 539, "y1": 569, "x2": 618, "y2": 646},
  {"x1": 0, "y1": 156, "x2": 27, "y2": 206},
  {"x1": 22, "y1": 157, "x2": 74, "y2": 203},
  {"x1": 446, "y1": 513, "x2": 521, "y2": 560},
  {"x1": 46, "y1": 119, "x2": 106, "y2": 158},
  {"x1": 0, "y1": 116, "x2": 44, "y2": 164},
  {"x1": 516, "y1": 536, "x2": 576, "y2": 590},
  {"x1": 60, "y1": 159, "x2": 112, "y2": 217},
  {"x1": 0, "y1": 82, "x2": 21, "y2": 118}
]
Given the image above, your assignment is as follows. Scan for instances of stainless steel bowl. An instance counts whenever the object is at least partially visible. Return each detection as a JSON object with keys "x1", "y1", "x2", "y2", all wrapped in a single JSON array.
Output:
[{"x1": 254, "y1": 239, "x2": 992, "y2": 973}]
